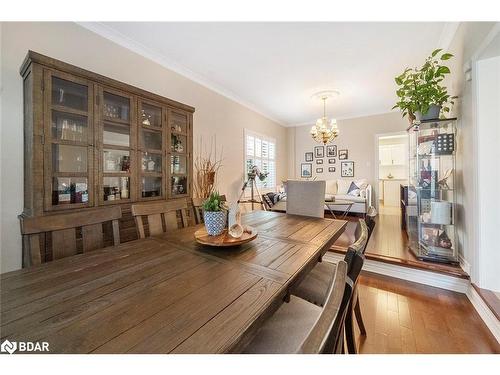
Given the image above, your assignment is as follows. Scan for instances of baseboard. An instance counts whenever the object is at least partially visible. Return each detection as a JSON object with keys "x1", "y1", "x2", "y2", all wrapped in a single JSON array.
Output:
[
  {"x1": 466, "y1": 285, "x2": 500, "y2": 343},
  {"x1": 459, "y1": 254, "x2": 471, "y2": 276},
  {"x1": 324, "y1": 252, "x2": 499, "y2": 344},
  {"x1": 324, "y1": 252, "x2": 469, "y2": 293}
]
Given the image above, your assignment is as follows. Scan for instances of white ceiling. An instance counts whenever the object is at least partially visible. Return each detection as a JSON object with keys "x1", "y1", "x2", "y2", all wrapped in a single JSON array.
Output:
[{"x1": 82, "y1": 22, "x2": 449, "y2": 126}]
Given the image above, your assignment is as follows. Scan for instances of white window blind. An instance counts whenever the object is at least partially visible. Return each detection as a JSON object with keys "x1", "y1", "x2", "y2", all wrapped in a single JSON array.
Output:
[{"x1": 244, "y1": 130, "x2": 276, "y2": 192}]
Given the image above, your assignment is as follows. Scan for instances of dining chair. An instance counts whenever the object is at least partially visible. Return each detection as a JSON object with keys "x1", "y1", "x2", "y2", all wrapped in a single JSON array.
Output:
[
  {"x1": 291, "y1": 219, "x2": 369, "y2": 354},
  {"x1": 131, "y1": 199, "x2": 189, "y2": 238},
  {"x1": 365, "y1": 205, "x2": 377, "y2": 245},
  {"x1": 19, "y1": 206, "x2": 122, "y2": 267},
  {"x1": 243, "y1": 260, "x2": 349, "y2": 354},
  {"x1": 191, "y1": 195, "x2": 226, "y2": 225},
  {"x1": 286, "y1": 180, "x2": 326, "y2": 218}
]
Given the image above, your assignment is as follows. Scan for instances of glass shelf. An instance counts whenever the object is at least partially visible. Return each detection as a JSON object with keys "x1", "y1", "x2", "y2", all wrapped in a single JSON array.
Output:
[
  {"x1": 103, "y1": 176, "x2": 130, "y2": 201},
  {"x1": 51, "y1": 111, "x2": 88, "y2": 143},
  {"x1": 103, "y1": 92, "x2": 130, "y2": 122},
  {"x1": 52, "y1": 77, "x2": 88, "y2": 112}
]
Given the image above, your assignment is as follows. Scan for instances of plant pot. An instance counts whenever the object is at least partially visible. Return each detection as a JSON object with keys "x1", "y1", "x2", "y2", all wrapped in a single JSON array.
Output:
[
  {"x1": 204, "y1": 210, "x2": 227, "y2": 236},
  {"x1": 415, "y1": 104, "x2": 441, "y2": 121}
]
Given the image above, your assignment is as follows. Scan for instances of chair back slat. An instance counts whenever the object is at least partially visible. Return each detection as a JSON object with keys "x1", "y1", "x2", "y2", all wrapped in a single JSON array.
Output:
[
  {"x1": 112, "y1": 219, "x2": 121, "y2": 246},
  {"x1": 131, "y1": 199, "x2": 189, "y2": 239},
  {"x1": 19, "y1": 207, "x2": 122, "y2": 267},
  {"x1": 351, "y1": 219, "x2": 369, "y2": 254},
  {"x1": 299, "y1": 261, "x2": 347, "y2": 354},
  {"x1": 148, "y1": 213, "x2": 164, "y2": 237},
  {"x1": 164, "y1": 211, "x2": 179, "y2": 230},
  {"x1": 24, "y1": 234, "x2": 42, "y2": 265},
  {"x1": 82, "y1": 223, "x2": 104, "y2": 252},
  {"x1": 192, "y1": 197, "x2": 205, "y2": 224},
  {"x1": 52, "y1": 228, "x2": 77, "y2": 260}
]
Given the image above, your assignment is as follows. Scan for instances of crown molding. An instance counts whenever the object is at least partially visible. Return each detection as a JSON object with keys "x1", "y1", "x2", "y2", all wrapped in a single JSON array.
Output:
[
  {"x1": 437, "y1": 22, "x2": 460, "y2": 50},
  {"x1": 77, "y1": 22, "x2": 285, "y2": 126}
]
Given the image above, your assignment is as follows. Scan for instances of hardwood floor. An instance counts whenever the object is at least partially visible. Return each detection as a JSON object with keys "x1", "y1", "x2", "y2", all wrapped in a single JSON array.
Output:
[
  {"x1": 331, "y1": 212, "x2": 468, "y2": 278},
  {"x1": 356, "y1": 272, "x2": 500, "y2": 354},
  {"x1": 472, "y1": 284, "x2": 500, "y2": 321}
]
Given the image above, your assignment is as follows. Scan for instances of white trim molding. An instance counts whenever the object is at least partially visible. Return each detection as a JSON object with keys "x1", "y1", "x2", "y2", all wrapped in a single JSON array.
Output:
[
  {"x1": 459, "y1": 254, "x2": 471, "y2": 276},
  {"x1": 77, "y1": 22, "x2": 284, "y2": 126},
  {"x1": 324, "y1": 252, "x2": 469, "y2": 293},
  {"x1": 466, "y1": 286, "x2": 500, "y2": 343}
]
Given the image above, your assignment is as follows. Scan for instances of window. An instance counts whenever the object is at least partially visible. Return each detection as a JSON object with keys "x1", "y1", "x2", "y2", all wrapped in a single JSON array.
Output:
[{"x1": 244, "y1": 130, "x2": 276, "y2": 192}]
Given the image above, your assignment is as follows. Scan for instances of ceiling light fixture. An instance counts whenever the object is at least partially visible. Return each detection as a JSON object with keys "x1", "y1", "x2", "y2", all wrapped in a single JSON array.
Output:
[{"x1": 310, "y1": 90, "x2": 340, "y2": 145}]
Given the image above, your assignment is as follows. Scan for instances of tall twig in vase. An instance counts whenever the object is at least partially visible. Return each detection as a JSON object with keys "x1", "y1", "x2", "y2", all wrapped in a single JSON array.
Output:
[{"x1": 193, "y1": 136, "x2": 223, "y2": 199}]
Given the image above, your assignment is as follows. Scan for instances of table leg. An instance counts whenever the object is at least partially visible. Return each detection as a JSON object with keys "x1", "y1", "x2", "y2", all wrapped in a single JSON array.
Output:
[{"x1": 325, "y1": 204, "x2": 337, "y2": 219}]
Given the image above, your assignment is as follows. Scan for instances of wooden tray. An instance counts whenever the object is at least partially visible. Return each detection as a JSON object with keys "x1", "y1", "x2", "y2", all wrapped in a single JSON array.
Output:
[{"x1": 194, "y1": 227, "x2": 258, "y2": 247}]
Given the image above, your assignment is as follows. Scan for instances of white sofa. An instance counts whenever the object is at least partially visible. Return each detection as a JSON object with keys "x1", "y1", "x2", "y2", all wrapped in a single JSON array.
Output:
[
  {"x1": 269, "y1": 179, "x2": 372, "y2": 215},
  {"x1": 324, "y1": 178, "x2": 372, "y2": 214}
]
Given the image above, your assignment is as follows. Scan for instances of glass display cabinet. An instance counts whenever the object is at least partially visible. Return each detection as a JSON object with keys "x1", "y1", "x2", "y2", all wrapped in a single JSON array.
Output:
[
  {"x1": 21, "y1": 51, "x2": 194, "y2": 250},
  {"x1": 407, "y1": 118, "x2": 458, "y2": 264}
]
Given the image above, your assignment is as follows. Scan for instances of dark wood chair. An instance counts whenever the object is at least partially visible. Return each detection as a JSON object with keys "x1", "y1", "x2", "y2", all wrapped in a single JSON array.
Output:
[
  {"x1": 291, "y1": 219, "x2": 369, "y2": 354},
  {"x1": 131, "y1": 199, "x2": 189, "y2": 238},
  {"x1": 19, "y1": 206, "x2": 122, "y2": 267},
  {"x1": 191, "y1": 195, "x2": 226, "y2": 225},
  {"x1": 243, "y1": 261, "x2": 348, "y2": 353}
]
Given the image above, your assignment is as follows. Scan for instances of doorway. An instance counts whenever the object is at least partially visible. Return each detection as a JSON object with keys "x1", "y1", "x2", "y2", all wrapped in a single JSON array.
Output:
[{"x1": 376, "y1": 133, "x2": 408, "y2": 215}]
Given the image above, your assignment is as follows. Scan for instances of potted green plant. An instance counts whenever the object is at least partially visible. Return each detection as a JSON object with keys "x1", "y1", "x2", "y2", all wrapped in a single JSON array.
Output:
[
  {"x1": 393, "y1": 49, "x2": 458, "y2": 123},
  {"x1": 203, "y1": 191, "x2": 227, "y2": 236}
]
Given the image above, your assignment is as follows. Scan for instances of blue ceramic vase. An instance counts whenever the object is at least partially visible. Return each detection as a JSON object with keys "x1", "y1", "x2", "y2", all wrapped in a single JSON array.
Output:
[{"x1": 204, "y1": 211, "x2": 227, "y2": 236}]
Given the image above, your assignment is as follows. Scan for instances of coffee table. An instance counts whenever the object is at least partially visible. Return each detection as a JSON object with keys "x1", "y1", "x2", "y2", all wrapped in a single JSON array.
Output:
[{"x1": 324, "y1": 199, "x2": 354, "y2": 219}]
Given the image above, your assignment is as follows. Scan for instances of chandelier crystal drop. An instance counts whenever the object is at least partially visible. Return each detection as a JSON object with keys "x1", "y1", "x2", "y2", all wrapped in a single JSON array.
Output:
[{"x1": 310, "y1": 93, "x2": 340, "y2": 145}]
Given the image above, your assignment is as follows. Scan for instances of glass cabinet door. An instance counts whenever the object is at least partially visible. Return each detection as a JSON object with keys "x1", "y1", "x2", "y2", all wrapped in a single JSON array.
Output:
[
  {"x1": 45, "y1": 71, "x2": 93, "y2": 210},
  {"x1": 99, "y1": 87, "x2": 135, "y2": 203},
  {"x1": 168, "y1": 109, "x2": 190, "y2": 198},
  {"x1": 139, "y1": 100, "x2": 164, "y2": 199}
]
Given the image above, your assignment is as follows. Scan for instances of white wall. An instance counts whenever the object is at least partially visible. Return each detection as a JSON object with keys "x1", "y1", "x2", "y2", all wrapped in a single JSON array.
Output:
[
  {"x1": 476, "y1": 55, "x2": 500, "y2": 292},
  {"x1": 445, "y1": 22, "x2": 498, "y2": 277},
  {"x1": 289, "y1": 112, "x2": 408, "y2": 200},
  {"x1": 0, "y1": 22, "x2": 288, "y2": 273}
]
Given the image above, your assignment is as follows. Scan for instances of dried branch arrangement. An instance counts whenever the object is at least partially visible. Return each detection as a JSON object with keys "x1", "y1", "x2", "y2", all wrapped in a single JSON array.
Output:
[{"x1": 193, "y1": 136, "x2": 223, "y2": 199}]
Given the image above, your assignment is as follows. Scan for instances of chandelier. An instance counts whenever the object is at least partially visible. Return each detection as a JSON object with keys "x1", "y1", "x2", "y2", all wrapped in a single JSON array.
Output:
[{"x1": 310, "y1": 91, "x2": 340, "y2": 145}]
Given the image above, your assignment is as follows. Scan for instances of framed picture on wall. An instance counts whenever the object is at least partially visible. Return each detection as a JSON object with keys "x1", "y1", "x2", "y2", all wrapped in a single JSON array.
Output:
[
  {"x1": 305, "y1": 152, "x2": 313, "y2": 162},
  {"x1": 316, "y1": 168, "x2": 323, "y2": 173},
  {"x1": 301, "y1": 163, "x2": 312, "y2": 178},
  {"x1": 326, "y1": 145, "x2": 337, "y2": 157},
  {"x1": 341, "y1": 161, "x2": 354, "y2": 177},
  {"x1": 314, "y1": 146, "x2": 324, "y2": 158},
  {"x1": 328, "y1": 167, "x2": 336, "y2": 173},
  {"x1": 316, "y1": 159, "x2": 323, "y2": 164},
  {"x1": 339, "y1": 149, "x2": 348, "y2": 160},
  {"x1": 328, "y1": 158, "x2": 336, "y2": 164}
]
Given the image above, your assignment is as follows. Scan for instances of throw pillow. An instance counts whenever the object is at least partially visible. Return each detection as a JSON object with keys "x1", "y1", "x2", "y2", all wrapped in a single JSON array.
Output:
[
  {"x1": 354, "y1": 179, "x2": 368, "y2": 190},
  {"x1": 337, "y1": 179, "x2": 352, "y2": 195},
  {"x1": 347, "y1": 181, "x2": 361, "y2": 196}
]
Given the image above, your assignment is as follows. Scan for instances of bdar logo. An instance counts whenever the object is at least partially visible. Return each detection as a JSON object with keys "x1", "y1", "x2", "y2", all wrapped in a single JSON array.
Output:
[{"x1": 1, "y1": 340, "x2": 17, "y2": 354}]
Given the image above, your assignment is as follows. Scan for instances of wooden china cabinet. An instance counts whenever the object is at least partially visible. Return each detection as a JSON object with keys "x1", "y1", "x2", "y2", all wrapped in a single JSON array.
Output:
[{"x1": 20, "y1": 51, "x2": 194, "y2": 252}]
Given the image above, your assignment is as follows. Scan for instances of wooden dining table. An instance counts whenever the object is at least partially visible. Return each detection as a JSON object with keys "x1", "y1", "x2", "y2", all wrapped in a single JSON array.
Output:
[{"x1": 0, "y1": 211, "x2": 346, "y2": 353}]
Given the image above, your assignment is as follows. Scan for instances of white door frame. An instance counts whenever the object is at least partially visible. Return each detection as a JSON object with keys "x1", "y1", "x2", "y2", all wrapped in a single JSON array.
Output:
[
  {"x1": 468, "y1": 23, "x2": 500, "y2": 287},
  {"x1": 373, "y1": 131, "x2": 408, "y2": 212}
]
